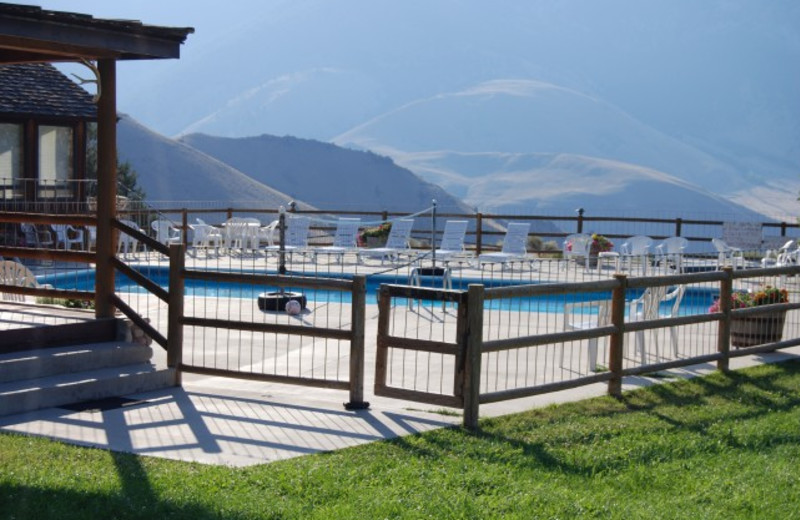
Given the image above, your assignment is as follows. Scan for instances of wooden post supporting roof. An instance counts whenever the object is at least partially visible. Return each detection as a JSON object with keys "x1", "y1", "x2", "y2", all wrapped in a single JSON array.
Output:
[
  {"x1": 0, "y1": 3, "x2": 193, "y2": 317},
  {"x1": 95, "y1": 59, "x2": 116, "y2": 318}
]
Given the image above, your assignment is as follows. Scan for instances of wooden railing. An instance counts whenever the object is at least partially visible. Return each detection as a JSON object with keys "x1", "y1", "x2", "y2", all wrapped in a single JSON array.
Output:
[{"x1": 124, "y1": 205, "x2": 800, "y2": 255}]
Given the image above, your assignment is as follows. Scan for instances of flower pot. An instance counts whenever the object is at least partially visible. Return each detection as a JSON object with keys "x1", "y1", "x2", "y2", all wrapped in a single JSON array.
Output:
[
  {"x1": 730, "y1": 310, "x2": 786, "y2": 348},
  {"x1": 588, "y1": 244, "x2": 608, "y2": 268}
]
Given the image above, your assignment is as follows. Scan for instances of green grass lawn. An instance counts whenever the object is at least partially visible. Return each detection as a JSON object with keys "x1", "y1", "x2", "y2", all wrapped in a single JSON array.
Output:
[{"x1": 2, "y1": 360, "x2": 800, "y2": 519}]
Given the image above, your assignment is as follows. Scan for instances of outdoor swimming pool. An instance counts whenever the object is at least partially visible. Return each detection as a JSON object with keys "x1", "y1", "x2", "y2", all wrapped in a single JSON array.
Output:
[{"x1": 39, "y1": 266, "x2": 719, "y2": 315}]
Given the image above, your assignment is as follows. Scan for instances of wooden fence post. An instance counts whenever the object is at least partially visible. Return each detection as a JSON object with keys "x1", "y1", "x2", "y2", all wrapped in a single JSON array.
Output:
[
  {"x1": 278, "y1": 207, "x2": 287, "y2": 275},
  {"x1": 374, "y1": 285, "x2": 391, "y2": 396},
  {"x1": 181, "y1": 209, "x2": 188, "y2": 249},
  {"x1": 717, "y1": 267, "x2": 733, "y2": 372},
  {"x1": 608, "y1": 274, "x2": 627, "y2": 397},
  {"x1": 475, "y1": 212, "x2": 483, "y2": 255},
  {"x1": 167, "y1": 243, "x2": 185, "y2": 386},
  {"x1": 463, "y1": 284, "x2": 484, "y2": 431},
  {"x1": 346, "y1": 275, "x2": 369, "y2": 410}
]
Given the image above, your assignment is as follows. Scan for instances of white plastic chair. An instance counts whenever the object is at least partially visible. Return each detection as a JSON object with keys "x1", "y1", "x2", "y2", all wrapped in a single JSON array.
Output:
[
  {"x1": 655, "y1": 236, "x2": 689, "y2": 273},
  {"x1": 51, "y1": 224, "x2": 84, "y2": 250},
  {"x1": 620, "y1": 235, "x2": 653, "y2": 274},
  {"x1": 358, "y1": 218, "x2": 415, "y2": 265},
  {"x1": 117, "y1": 219, "x2": 143, "y2": 255},
  {"x1": 775, "y1": 240, "x2": 798, "y2": 267},
  {"x1": 151, "y1": 219, "x2": 181, "y2": 247},
  {"x1": 192, "y1": 218, "x2": 222, "y2": 254},
  {"x1": 562, "y1": 233, "x2": 592, "y2": 271},
  {"x1": 562, "y1": 299, "x2": 612, "y2": 372},
  {"x1": 478, "y1": 222, "x2": 531, "y2": 267},
  {"x1": 628, "y1": 285, "x2": 686, "y2": 365},
  {"x1": 712, "y1": 238, "x2": 744, "y2": 269},
  {"x1": 313, "y1": 218, "x2": 361, "y2": 263},
  {"x1": 258, "y1": 219, "x2": 279, "y2": 248},
  {"x1": 20, "y1": 223, "x2": 54, "y2": 248},
  {"x1": 433, "y1": 220, "x2": 469, "y2": 263},
  {"x1": 0, "y1": 260, "x2": 51, "y2": 301},
  {"x1": 86, "y1": 226, "x2": 97, "y2": 251}
]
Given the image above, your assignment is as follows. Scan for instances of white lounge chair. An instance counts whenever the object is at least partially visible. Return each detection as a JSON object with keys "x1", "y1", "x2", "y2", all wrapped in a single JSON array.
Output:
[
  {"x1": 433, "y1": 220, "x2": 470, "y2": 263},
  {"x1": 478, "y1": 222, "x2": 531, "y2": 267},
  {"x1": 712, "y1": 238, "x2": 745, "y2": 269},
  {"x1": 265, "y1": 216, "x2": 311, "y2": 260},
  {"x1": 620, "y1": 235, "x2": 653, "y2": 275},
  {"x1": 628, "y1": 284, "x2": 685, "y2": 365},
  {"x1": 313, "y1": 218, "x2": 361, "y2": 263},
  {"x1": 358, "y1": 218, "x2": 415, "y2": 265},
  {"x1": 655, "y1": 236, "x2": 689, "y2": 273}
]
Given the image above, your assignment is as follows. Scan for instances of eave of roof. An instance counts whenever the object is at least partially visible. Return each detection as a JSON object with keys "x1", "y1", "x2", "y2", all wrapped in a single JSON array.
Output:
[{"x1": 0, "y1": 3, "x2": 194, "y2": 63}]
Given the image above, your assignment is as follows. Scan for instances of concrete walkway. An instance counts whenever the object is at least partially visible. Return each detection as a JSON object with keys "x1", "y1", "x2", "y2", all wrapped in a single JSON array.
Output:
[{"x1": 1, "y1": 346, "x2": 798, "y2": 467}]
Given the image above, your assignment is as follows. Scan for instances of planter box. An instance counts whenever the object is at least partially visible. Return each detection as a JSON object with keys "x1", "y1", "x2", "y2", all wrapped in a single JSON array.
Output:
[
  {"x1": 365, "y1": 236, "x2": 387, "y2": 248},
  {"x1": 87, "y1": 196, "x2": 129, "y2": 212},
  {"x1": 730, "y1": 310, "x2": 786, "y2": 348}
]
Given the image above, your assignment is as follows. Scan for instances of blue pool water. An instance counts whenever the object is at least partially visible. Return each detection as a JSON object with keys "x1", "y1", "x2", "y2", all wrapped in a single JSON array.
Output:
[{"x1": 40, "y1": 267, "x2": 718, "y2": 315}]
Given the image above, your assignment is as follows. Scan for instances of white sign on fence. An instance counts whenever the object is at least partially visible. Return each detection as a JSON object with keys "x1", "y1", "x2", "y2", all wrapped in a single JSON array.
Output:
[{"x1": 722, "y1": 221, "x2": 762, "y2": 250}]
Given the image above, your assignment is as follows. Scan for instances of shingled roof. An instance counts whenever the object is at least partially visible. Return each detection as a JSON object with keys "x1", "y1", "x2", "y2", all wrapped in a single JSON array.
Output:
[{"x1": 0, "y1": 62, "x2": 95, "y2": 118}]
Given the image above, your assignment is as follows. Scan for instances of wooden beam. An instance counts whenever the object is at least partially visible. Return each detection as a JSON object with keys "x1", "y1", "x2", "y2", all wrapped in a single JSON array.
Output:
[{"x1": 0, "y1": 16, "x2": 189, "y2": 60}]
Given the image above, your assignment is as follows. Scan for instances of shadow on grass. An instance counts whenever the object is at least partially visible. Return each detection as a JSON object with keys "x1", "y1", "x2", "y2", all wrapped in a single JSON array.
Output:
[
  {"x1": 385, "y1": 359, "x2": 800, "y2": 478},
  {"x1": 0, "y1": 454, "x2": 244, "y2": 520}
]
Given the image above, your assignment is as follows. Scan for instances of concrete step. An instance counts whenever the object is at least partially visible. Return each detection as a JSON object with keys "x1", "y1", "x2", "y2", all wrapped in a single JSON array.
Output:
[
  {"x1": 0, "y1": 342, "x2": 154, "y2": 384},
  {"x1": 0, "y1": 363, "x2": 176, "y2": 416}
]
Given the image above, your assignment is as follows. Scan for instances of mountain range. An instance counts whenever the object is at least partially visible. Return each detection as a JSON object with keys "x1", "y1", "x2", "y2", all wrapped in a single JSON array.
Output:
[
  {"x1": 116, "y1": 115, "x2": 474, "y2": 220},
  {"x1": 70, "y1": 0, "x2": 799, "y2": 220},
  {"x1": 117, "y1": 114, "x2": 765, "y2": 232}
]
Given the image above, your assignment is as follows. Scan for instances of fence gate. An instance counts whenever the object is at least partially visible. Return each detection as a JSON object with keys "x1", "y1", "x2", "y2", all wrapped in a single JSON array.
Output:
[
  {"x1": 374, "y1": 283, "x2": 473, "y2": 409},
  {"x1": 175, "y1": 269, "x2": 368, "y2": 409}
]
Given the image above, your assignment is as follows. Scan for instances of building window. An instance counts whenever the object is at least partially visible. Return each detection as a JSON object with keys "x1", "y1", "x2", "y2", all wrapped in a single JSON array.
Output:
[
  {"x1": 38, "y1": 125, "x2": 73, "y2": 198},
  {"x1": 0, "y1": 123, "x2": 22, "y2": 198}
]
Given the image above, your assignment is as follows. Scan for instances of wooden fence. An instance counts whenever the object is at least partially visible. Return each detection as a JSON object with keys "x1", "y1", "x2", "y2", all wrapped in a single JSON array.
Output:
[{"x1": 375, "y1": 265, "x2": 800, "y2": 430}]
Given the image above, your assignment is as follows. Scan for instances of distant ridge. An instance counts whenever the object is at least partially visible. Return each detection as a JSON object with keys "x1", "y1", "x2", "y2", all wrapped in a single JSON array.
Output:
[
  {"x1": 178, "y1": 132, "x2": 471, "y2": 214},
  {"x1": 333, "y1": 79, "x2": 781, "y2": 220},
  {"x1": 117, "y1": 115, "x2": 311, "y2": 214}
]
